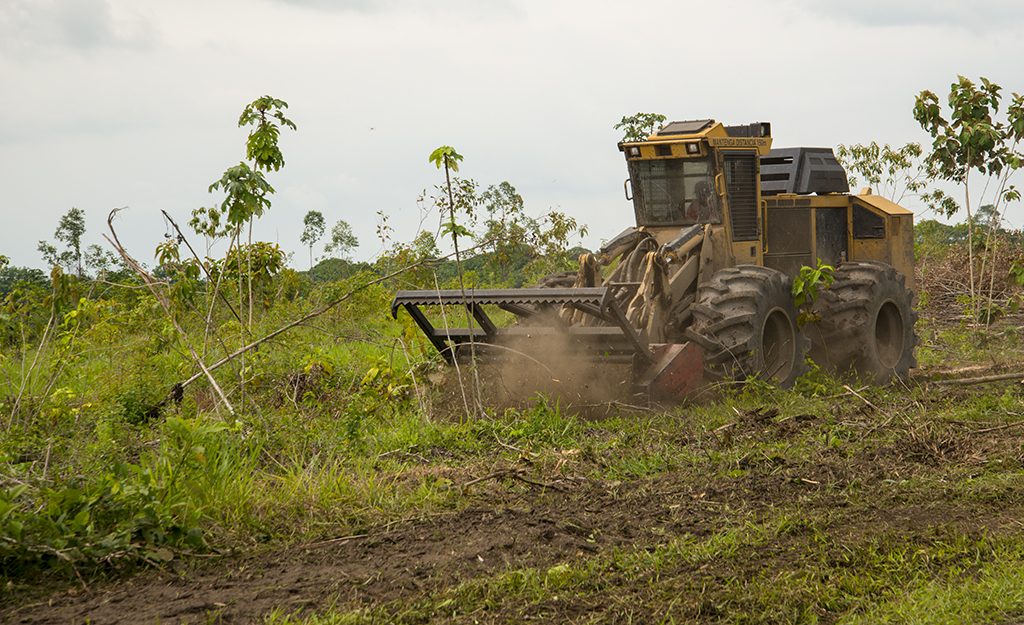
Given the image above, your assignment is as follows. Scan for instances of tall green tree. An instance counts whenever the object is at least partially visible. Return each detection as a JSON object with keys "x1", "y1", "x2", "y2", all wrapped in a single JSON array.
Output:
[
  {"x1": 188, "y1": 95, "x2": 296, "y2": 328},
  {"x1": 37, "y1": 207, "x2": 86, "y2": 276},
  {"x1": 914, "y1": 76, "x2": 1024, "y2": 320},
  {"x1": 190, "y1": 96, "x2": 296, "y2": 238},
  {"x1": 300, "y1": 210, "x2": 326, "y2": 269},
  {"x1": 324, "y1": 219, "x2": 359, "y2": 260}
]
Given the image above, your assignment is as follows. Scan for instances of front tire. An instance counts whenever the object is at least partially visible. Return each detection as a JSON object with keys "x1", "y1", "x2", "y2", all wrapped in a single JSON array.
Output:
[
  {"x1": 808, "y1": 261, "x2": 917, "y2": 384},
  {"x1": 691, "y1": 266, "x2": 809, "y2": 387}
]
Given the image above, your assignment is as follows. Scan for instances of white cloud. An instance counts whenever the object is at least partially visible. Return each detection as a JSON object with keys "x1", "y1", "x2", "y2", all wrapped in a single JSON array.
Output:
[
  {"x1": 0, "y1": 0, "x2": 1021, "y2": 269},
  {"x1": 797, "y1": 0, "x2": 1024, "y2": 32},
  {"x1": 0, "y1": 0, "x2": 156, "y2": 58}
]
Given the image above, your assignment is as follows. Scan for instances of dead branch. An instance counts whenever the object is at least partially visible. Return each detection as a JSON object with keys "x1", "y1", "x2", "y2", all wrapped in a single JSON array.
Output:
[
  {"x1": 461, "y1": 469, "x2": 512, "y2": 490},
  {"x1": 966, "y1": 418, "x2": 1024, "y2": 432},
  {"x1": 160, "y1": 210, "x2": 246, "y2": 327},
  {"x1": 931, "y1": 372, "x2": 1024, "y2": 386},
  {"x1": 460, "y1": 468, "x2": 568, "y2": 493},
  {"x1": 105, "y1": 208, "x2": 235, "y2": 415},
  {"x1": 174, "y1": 239, "x2": 497, "y2": 396}
]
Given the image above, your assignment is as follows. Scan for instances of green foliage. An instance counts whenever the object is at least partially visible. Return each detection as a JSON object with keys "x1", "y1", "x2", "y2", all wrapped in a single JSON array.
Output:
[
  {"x1": 1010, "y1": 259, "x2": 1024, "y2": 287},
  {"x1": 155, "y1": 239, "x2": 203, "y2": 308},
  {"x1": 238, "y1": 96, "x2": 297, "y2": 173},
  {"x1": 83, "y1": 244, "x2": 119, "y2": 278},
  {"x1": 301, "y1": 210, "x2": 327, "y2": 269},
  {"x1": 38, "y1": 207, "x2": 87, "y2": 275},
  {"x1": 206, "y1": 162, "x2": 275, "y2": 233},
  {"x1": 0, "y1": 416, "x2": 238, "y2": 576},
  {"x1": 428, "y1": 145, "x2": 463, "y2": 173},
  {"x1": 191, "y1": 95, "x2": 295, "y2": 239},
  {"x1": 308, "y1": 258, "x2": 373, "y2": 282},
  {"x1": 0, "y1": 264, "x2": 47, "y2": 294},
  {"x1": 914, "y1": 76, "x2": 1024, "y2": 186},
  {"x1": 614, "y1": 112, "x2": 666, "y2": 143},
  {"x1": 915, "y1": 218, "x2": 969, "y2": 255},
  {"x1": 793, "y1": 358, "x2": 844, "y2": 397},
  {"x1": 324, "y1": 219, "x2": 359, "y2": 260},
  {"x1": 215, "y1": 242, "x2": 287, "y2": 309},
  {"x1": 792, "y1": 259, "x2": 835, "y2": 310},
  {"x1": 835, "y1": 142, "x2": 927, "y2": 203}
]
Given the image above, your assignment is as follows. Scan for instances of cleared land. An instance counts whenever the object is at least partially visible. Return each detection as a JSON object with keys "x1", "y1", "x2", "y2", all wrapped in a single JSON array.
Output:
[{"x1": 7, "y1": 316, "x2": 1024, "y2": 624}]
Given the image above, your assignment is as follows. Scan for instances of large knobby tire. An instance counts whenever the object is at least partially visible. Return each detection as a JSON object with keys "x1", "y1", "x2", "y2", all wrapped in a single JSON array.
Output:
[
  {"x1": 691, "y1": 266, "x2": 809, "y2": 387},
  {"x1": 808, "y1": 261, "x2": 917, "y2": 384}
]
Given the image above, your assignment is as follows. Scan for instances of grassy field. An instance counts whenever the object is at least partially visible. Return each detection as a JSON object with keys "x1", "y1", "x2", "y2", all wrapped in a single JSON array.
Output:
[{"x1": 4, "y1": 269, "x2": 1024, "y2": 623}]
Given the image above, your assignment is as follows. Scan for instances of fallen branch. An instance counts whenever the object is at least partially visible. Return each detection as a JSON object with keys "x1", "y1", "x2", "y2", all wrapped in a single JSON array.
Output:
[
  {"x1": 160, "y1": 209, "x2": 246, "y2": 328},
  {"x1": 931, "y1": 372, "x2": 1024, "y2": 386},
  {"x1": 509, "y1": 471, "x2": 568, "y2": 492},
  {"x1": 175, "y1": 239, "x2": 496, "y2": 395},
  {"x1": 971, "y1": 419, "x2": 1024, "y2": 435},
  {"x1": 105, "y1": 208, "x2": 236, "y2": 416},
  {"x1": 461, "y1": 469, "x2": 512, "y2": 490},
  {"x1": 461, "y1": 468, "x2": 568, "y2": 493}
]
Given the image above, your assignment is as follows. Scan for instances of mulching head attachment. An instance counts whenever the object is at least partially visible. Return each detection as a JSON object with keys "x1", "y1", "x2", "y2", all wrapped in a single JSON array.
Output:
[
  {"x1": 391, "y1": 286, "x2": 705, "y2": 401},
  {"x1": 391, "y1": 287, "x2": 651, "y2": 365}
]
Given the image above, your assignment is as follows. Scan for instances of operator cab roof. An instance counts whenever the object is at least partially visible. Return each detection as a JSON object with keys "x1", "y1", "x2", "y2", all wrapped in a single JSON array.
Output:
[{"x1": 656, "y1": 119, "x2": 715, "y2": 135}]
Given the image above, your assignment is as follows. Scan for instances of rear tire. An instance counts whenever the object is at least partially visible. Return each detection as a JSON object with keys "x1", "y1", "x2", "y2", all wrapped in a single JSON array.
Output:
[
  {"x1": 808, "y1": 261, "x2": 917, "y2": 384},
  {"x1": 691, "y1": 266, "x2": 808, "y2": 387}
]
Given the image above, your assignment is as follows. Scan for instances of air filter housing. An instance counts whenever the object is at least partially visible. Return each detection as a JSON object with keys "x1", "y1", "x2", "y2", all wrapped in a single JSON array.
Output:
[{"x1": 760, "y1": 147, "x2": 849, "y2": 195}]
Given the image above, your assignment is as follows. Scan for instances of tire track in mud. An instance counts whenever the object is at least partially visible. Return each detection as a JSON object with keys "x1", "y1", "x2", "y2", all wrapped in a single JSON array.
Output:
[
  {"x1": 11, "y1": 384, "x2": 1024, "y2": 625},
  {"x1": 6, "y1": 475, "x2": 731, "y2": 625}
]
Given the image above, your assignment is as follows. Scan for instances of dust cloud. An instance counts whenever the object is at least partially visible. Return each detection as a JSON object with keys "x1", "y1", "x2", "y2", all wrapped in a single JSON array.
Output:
[{"x1": 425, "y1": 329, "x2": 638, "y2": 418}]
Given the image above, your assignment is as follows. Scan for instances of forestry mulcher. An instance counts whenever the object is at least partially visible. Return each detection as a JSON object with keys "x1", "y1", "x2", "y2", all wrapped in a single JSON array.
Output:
[{"x1": 392, "y1": 119, "x2": 917, "y2": 400}]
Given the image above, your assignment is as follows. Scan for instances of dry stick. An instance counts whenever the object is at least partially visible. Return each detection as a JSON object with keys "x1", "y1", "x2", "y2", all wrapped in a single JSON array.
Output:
[
  {"x1": 159, "y1": 211, "x2": 247, "y2": 358},
  {"x1": 963, "y1": 160, "x2": 978, "y2": 322},
  {"x1": 397, "y1": 337, "x2": 427, "y2": 418},
  {"x1": 104, "y1": 208, "x2": 235, "y2": 415},
  {"x1": 844, "y1": 383, "x2": 903, "y2": 437},
  {"x1": 932, "y1": 372, "x2": 1024, "y2": 386},
  {"x1": 972, "y1": 419, "x2": 1024, "y2": 435},
  {"x1": 441, "y1": 163, "x2": 484, "y2": 415},
  {"x1": 461, "y1": 469, "x2": 511, "y2": 490},
  {"x1": 984, "y1": 168, "x2": 1014, "y2": 326},
  {"x1": 174, "y1": 243, "x2": 492, "y2": 393},
  {"x1": 432, "y1": 272, "x2": 470, "y2": 419},
  {"x1": 235, "y1": 225, "x2": 246, "y2": 409},
  {"x1": 160, "y1": 210, "x2": 245, "y2": 327},
  {"x1": 7, "y1": 309, "x2": 55, "y2": 429}
]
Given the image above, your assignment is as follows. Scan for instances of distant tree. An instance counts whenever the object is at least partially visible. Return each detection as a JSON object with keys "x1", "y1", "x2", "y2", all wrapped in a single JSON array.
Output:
[
  {"x1": 57, "y1": 207, "x2": 86, "y2": 276},
  {"x1": 300, "y1": 210, "x2": 326, "y2": 269},
  {"x1": 614, "y1": 112, "x2": 667, "y2": 143},
  {"x1": 324, "y1": 219, "x2": 359, "y2": 260},
  {"x1": 309, "y1": 257, "x2": 374, "y2": 282},
  {"x1": 84, "y1": 243, "x2": 118, "y2": 278},
  {"x1": 36, "y1": 241, "x2": 58, "y2": 268},
  {"x1": 835, "y1": 142, "x2": 928, "y2": 203},
  {"x1": 474, "y1": 181, "x2": 587, "y2": 282},
  {"x1": 38, "y1": 207, "x2": 86, "y2": 275}
]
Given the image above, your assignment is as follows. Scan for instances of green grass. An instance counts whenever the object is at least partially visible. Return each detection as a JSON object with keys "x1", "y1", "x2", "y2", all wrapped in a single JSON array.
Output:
[{"x1": 7, "y1": 273, "x2": 1024, "y2": 622}]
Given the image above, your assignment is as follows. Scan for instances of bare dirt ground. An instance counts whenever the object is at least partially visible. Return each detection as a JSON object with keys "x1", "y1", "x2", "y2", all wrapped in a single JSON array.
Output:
[{"x1": 7, "y1": 365, "x2": 1024, "y2": 624}]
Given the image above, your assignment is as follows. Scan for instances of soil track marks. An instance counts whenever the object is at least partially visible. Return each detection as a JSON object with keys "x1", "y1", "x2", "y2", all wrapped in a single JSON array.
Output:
[
  {"x1": 10, "y1": 379, "x2": 1024, "y2": 624},
  {"x1": 8, "y1": 476, "x2": 726, "y2": 624}
]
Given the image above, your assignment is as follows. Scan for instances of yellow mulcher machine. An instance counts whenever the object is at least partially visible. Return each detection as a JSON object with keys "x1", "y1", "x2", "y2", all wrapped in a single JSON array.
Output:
[{"x1": 392, "y1": 119, "x2": 917, "y2": 400}]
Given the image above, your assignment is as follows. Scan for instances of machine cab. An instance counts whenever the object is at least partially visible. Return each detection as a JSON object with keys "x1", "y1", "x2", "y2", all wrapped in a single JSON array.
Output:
[{"x1": 619, "y1": 119, "x2": 773, "y2": 263}]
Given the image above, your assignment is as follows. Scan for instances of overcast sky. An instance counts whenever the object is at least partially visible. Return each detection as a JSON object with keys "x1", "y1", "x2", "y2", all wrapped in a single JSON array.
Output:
[{"x1": 1, "y1": 0, "x2": 1022, "y2": 269}]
